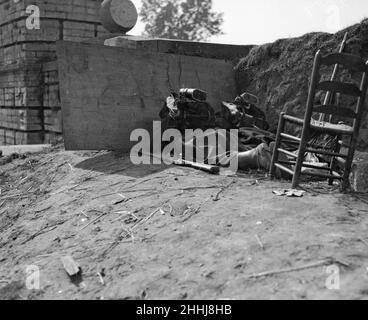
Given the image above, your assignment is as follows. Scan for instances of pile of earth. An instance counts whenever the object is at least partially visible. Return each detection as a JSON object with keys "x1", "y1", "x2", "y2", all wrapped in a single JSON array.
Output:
[{"x1": 235, "y1": 18, "x2": 368, "y2": 151}]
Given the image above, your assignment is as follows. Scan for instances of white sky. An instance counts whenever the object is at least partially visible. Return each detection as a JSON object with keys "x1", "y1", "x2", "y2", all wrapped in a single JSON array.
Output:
[{"x1": 131, "y1": 0, "x2": 368, "y2": 45}]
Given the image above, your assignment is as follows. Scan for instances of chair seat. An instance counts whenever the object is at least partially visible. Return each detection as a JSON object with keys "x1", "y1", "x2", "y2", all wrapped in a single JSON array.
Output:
[{"x1": 283, "y1": 114, "x2": 353, "y2": 135}]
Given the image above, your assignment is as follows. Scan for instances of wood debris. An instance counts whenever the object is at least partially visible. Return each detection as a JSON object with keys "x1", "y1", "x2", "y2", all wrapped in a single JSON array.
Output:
[
  {"x1": 255, "y1": 234, "x2": 265, "y2": 250},
  {"x1": 97, "y1": 271, "x2": 105, "y2": 286},
  {"x1": 174, "y1": 159, "x2": 220, "y2": 174},
  {"x1": 61, "y1": 256, "x2": 81, "y2": 277},
  {"x1": 245, "y1": 258, "x2": 349, "y2": 280},
  {"x1": 80, "y1": 211, "x2": 107, "y2": 231},
  {"x1": 213, "y1": 180, "x2": 236, "y2": 201}
]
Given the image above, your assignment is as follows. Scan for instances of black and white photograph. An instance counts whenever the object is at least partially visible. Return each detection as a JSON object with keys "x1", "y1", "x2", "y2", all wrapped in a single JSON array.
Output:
[{"x1": 0, "y1": 0, "x2": 368, "y2": 304}]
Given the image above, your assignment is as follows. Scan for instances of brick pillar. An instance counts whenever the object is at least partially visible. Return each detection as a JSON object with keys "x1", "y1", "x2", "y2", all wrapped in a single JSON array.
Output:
[{"x1": 0, "y1": 0, "x2": 113, "y2": 145}]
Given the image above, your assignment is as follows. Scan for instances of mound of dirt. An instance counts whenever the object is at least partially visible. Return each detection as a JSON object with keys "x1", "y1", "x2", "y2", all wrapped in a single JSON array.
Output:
[{"x1": 235, "y1": 19, "x2": 368, "y2": 151}]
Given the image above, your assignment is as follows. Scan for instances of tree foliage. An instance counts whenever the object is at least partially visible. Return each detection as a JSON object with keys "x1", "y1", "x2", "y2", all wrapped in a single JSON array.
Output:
[{"x1": 140, "y1": 0, "x2": 224, "y2": 42}]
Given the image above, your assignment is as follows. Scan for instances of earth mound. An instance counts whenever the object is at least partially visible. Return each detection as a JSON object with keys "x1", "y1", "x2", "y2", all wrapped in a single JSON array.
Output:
[{"x1": 235, "y1": 19, "x2": 368, "y2": 151}]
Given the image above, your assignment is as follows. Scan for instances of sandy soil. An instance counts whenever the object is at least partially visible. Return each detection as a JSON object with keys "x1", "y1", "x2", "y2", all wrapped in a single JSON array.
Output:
[{"x1": 0, "y1": 145, "x2": 368, "y2": 300}]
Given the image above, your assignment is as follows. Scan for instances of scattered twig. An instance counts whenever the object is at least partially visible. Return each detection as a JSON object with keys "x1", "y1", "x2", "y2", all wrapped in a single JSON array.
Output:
[
  {"x1": 28, "y1": 160, "x2": 34, "y2": 170},
  {"x1": 94, "y1": 188, "x2": 153, "y2": 198},
  {"x1": 180, "y1": 205, "x2": 203, "y2": 223},
  {"x1": 119, "y1": 188, "x2": 157, "y2": 194},
  {"x1": 93, "y1": 175, "x2": 176, "y2": 200},
  {"x1": 80, "y1": 211, "x2": 107, "y2": 231},
  {"x1": 56, "y1": 162, "x2": 68, "y2": 169},
  {"x1": 173, "y1": 185, "x2": 222, "y2": 192},
  {"x1": 33, "y1": 206, "x2": 52, "y2": 214},
  {"x1": 97, "y1": 272, "x2": 105, "y2": 286},
  {"x1": 111, "y1": 211, "x2": 138, "y2": 223},
  {"x1": 255, "y1": 234, "x2": 265, "y2": 250},
  {"x1": 0, "y1": 193, "x2": 32, "y2": 200},
  {"x1": 106, "y1": 165, "x2": 137, "y2": 175},
  {"x1": 213, "y1": 181, "x2": 236, "y2": 201},
  {"x1": 19, "y1": 176, "x2": 30, "y2": 184},
  {"x1": 353, "y1": 194, "x2": 368, "y2": 205},
  {"x1": 50, "y1": 185, "x2": 79, "y2": 196},
  {"x1": 92, "y1": 240, "x2": 133, "y2": 252},
  {"x1": 131, "y1": 208, "x2": 161, "y2": 231},
  {"x1": 121, "y1": 226, "x2": 135, "y2": 243},
  {"x1": 114, "y1": 210, "x2": 131, "y2": 215},
  {"x1": 80, "y1": 211, "x2": 90, "y2": 219},
  {"x1": 33, "y1": 253, "x2": 59, "y2": 259},
  {"x1": 245, "y1": 258, "x2": 341, "y2": 279},
  {"x1": 359, "y1": 238, "x2": 368, "y2": 248},
  {"x1": 162, "y1": 203, "x2": 173, "y2": 216},
  {"x1": 113, "y1": 193, "x2": 128, "y2": 205},
  {"x1": 105, "y1": 185, "x2": 223, "y2": 196},
  {"x1": 72, "y1": 187, "x2": 90, "y2": 192},
  {"x1": 32, "y1": 249, "x2": 81, "y2": 262},
  {"x1": 99, "y1": 204, "x2": 169, "y2": 257},
  {"x1": 21, "y1": 224, "x2": 60, "y2": 245},
  {"x1": 122, "y1": 190, "x2": 177, "y2": 202}
]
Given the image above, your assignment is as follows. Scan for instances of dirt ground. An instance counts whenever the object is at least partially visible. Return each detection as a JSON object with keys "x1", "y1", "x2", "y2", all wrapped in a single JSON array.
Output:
[{"x1": 0, "y1": 145, "x2": 368, "y2": 300}]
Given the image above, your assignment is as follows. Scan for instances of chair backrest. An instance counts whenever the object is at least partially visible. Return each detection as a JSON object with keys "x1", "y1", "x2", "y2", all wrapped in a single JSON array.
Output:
[{"x1": 306, "y1": 50, "x2": 368, "y2": 125}]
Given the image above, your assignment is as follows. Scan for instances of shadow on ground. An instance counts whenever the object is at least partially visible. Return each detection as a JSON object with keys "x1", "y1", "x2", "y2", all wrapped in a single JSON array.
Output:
[{"x1": 74, "y1": 151, "x2": 169, "y2": 179}]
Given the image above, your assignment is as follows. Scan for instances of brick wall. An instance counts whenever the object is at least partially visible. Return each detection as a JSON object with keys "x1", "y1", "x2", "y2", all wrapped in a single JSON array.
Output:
[{"x1": 0, "y1": 0, "x2": 110, "y2": 145}]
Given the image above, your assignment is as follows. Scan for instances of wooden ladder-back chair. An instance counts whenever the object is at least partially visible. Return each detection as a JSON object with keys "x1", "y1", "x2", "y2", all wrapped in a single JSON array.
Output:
[{"x1": 270, "y1": 51, "x2": 368, "y2": 191}]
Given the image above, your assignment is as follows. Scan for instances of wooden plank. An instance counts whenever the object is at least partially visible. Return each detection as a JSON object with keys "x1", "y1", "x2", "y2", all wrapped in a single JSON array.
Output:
[
  {"x1": 319, "y1": 34, "x2": 348, "y2": 123},
  {"x1": 305, "y1": 147, "x2": 348, "y2": 158},
  {"x1": 317, "y1": 81, "x2": 361, "y2": 97},
  {"x1": 313, "y1": 104, "x2": 357, "y2": 118},
  {"x1": 321, "y1": 53, "x2": 368, "y2": 73},
  {"x1": 301, "y1": 170, "x2": 343, "y2": 180},
  {"x1": 277, "y1": 148, "x2": 298, "y2": 158},
  {"x1": 56, "y1": 41, "x2": 237, "y2": 151},
  {"x1": 275, "y1": 163, "x2": 294, "y2": 176},
  {"x1": 278, "y1": 160, "x2": 332, "y2": 171},
  {"x1": 283, "y1": 114, "x2": 304, "y2": 125},
  {"x1": 310, "y1": 119, "x2": 353, "y2": 135},
  {"x1": 280, "y1": 133, "x2": 301, "y2": 143}
]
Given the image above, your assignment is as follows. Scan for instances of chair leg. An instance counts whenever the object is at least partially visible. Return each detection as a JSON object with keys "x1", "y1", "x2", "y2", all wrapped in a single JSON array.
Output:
[
  {"x1": 291, "y1": 127, "x2": 309, "y2": 189},
  {"x1": 328, "y1": 157, "x2": 336, "y2": 186},
  {"x1": 328, "y1": 135, "x2": 341, "y2": 186},
  {"x1": 270, "y1": 113, "x2": 286, "y2": 179},
  {"x1": 341, "y1": 136, "x2": 357, "y2": 192}
]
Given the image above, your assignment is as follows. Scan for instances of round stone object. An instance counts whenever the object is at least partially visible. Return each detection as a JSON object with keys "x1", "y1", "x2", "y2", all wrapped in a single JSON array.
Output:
[{"x1": 100, "y1": 0, "x2": 138, "y2": 34}]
